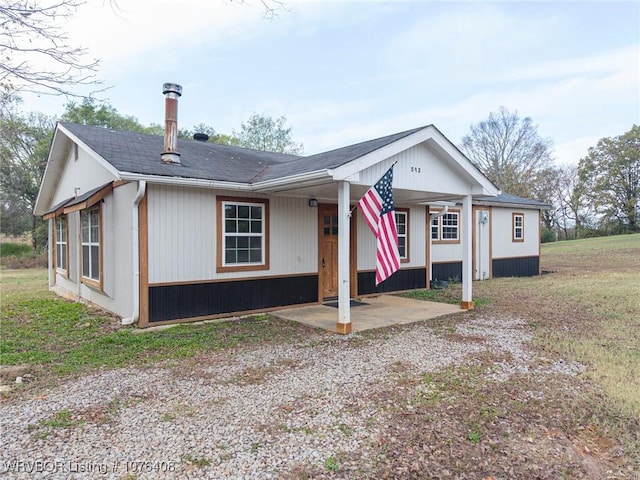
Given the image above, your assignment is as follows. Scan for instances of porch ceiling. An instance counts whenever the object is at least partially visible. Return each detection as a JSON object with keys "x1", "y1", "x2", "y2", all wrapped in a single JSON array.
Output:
[{"x1": 270, "y1": 182, "x2": 470, "y2": 205}]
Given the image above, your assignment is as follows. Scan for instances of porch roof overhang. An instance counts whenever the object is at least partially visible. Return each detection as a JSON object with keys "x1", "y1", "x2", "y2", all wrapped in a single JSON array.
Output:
[{"x1": 250, "y1": 125, "x2": 500, "y2": 203}]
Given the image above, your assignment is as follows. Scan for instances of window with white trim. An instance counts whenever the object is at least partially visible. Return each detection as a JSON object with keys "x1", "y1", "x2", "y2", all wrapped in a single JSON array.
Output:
[
  {"x1": 395, "y1": 210, "x2": 408, "y2": 261},
  {"x1": 55, "y1": 216, "x2": 67, "y2": 272},
  {"x1": 221, "y1": 200, "x2": 267, "y2": 267},
  {"x1": 512, "y1": 213, "x2": 524, "y2": 242},
  {"x1": 81, "y1": 206, "x2": 100, "y2": 282},
  {"x1": 396, "y1": 208, "x2": 409, "y2": 263},
  {"x1": 430, "y1": 216, "x2": 439, "y2": 240},
  {"x1": 431, "y1": 210, "x2": 460, "y2": 243},
  {"x1": 442, "y1": 213, "x2": 459, "y2": 240}
]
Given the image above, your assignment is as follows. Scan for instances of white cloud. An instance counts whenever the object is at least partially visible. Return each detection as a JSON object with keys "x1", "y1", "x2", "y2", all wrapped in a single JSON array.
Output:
[
  {"x1": 291, "y1": 42, "x2": 638, "y2": 161},
  {"x1": 66, "y1": 0, "x2": 275, "y2": 77},
  {"x1": 554, "y1": 136, "x2": 598, "y2": 166},
  {"x1": 498, "y1": 45, "x2": 638, "y2": 83},
  {"x1": 383, "y1": 4, "x2": 560, "y2": 87},
  {"x1": 16, "y1": 0, "x2": 640, "y2": 170}
]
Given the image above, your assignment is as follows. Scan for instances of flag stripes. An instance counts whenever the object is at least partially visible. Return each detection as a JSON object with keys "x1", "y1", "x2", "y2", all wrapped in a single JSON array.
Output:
[{"x1": 357, "y1": 164, "x2": 400, "y2": 285}]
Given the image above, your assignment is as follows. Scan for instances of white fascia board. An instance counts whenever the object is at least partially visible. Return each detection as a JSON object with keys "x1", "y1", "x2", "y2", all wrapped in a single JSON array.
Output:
[
  {"x1": 331, "y1": 126, "x2": 435, "y2": 180},
  {"x1": 34, "y1": 127, "x2": 67, "y2": 215},
  {"x1": 251, "y1": 169, "x2": 332, "y2": 192},
  {"x1": 332, "y1": 125, "x2": 500, "y2": 198},
  {"x1": 428, "y1": 133, "x2": 499, "y2": 196},
  {"x1": 119, "y1": 172, "x2": 252, "y2": 191},
  {"x1": 57, "y1": 124, "x2": 121, "y2": 179}
]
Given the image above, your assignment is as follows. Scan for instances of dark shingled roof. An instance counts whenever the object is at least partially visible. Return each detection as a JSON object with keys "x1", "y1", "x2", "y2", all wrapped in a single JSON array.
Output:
[
  {"x1": 61, "y1": 122, "x2": 300, "y2": 183},
  {"x1": 64, "y1": 182, "x2": 112, "y2": 208},
  {"x1": 44, "y1": 196, "x2": 73, "y2": 216},
  {"x1": 256, "y1": 126, "x2": 427, "y2": 181},
  {"x1": 61, "y1": 122, "x2": 427, "y2": 184},
  {"x1": 59, "y1": 122, "x2": 547, "y2": 208},
  {"x1": 480, "y1": 193, "x2": 551, "y2": 208}
]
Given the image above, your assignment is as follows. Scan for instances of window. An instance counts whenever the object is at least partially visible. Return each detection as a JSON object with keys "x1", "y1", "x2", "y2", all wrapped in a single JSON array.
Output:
[
  {"x1": 430, "y1": 216, "x2": 439, "y2": 240},
  {"x1": 81, "y1": 206, "x2": 101, "y2": 285},
  {"x1": 512, "y1": 213, "x2": 524, "y2": 242},
  {"x1": 217, "y1": 197, "x2": 269, "y2": 272},
  {"x1": 395, "y1": 209, "x2": 409, "y2": 262},
  {"x1": 55, "y1": 216, "x2": 68, "y2": 272},
  {"x1": 441, "y1": 213, "x2": 459, "y2": 240},
  {"x1": 430, "y1": 210, "x2": 460, "y2": 243}
]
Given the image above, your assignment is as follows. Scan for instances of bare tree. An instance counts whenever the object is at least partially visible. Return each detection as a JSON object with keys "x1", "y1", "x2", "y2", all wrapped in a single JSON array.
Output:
[
  {"x1": 555, "y1": 164, "x2": 590, "y2": 239},
  {"x1": 1, "y1": 0, "x2": 288, "y2": 97},
  {"x1": 531, "y1": 166, "x2": 561, "y2": 230},
  {"x1": 0, "y1": 0, "x2": 105, "y2": 97},
  {"x1": 461, "y1": 106, "x2": 554, "y2": 199},
  {"x1": 229, "y1": 0, "x2": 287, "y2": 19}
]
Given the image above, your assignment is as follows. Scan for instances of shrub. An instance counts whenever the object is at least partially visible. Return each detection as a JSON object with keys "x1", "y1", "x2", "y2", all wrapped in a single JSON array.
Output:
[
  {"x1": 540, "y1": 228, "x2": 556, "y2": 243},
  {"x1": 1, "y1": 254, "x2": 48, "y2": 269},
  {"x1": 0, "y1": 243, "x2": 33, "y2": 257},
  {"x1": 0, "y1": 243, "x2": 47, "y2": 268}
]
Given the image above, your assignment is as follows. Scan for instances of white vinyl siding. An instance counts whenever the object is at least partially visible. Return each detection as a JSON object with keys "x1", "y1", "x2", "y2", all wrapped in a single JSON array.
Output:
[
  {"x1": 359, "y1": 205, "x2": 425, "y2": 270},
  {"x1": 147, "y1": 186, "x2": 317, "y2": 283},
  {"x1": 492, "y1": 208, "x2": 540, "y2": 258}
]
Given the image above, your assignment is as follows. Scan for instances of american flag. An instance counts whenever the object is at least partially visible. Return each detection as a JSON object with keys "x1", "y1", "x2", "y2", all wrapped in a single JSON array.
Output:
[{"x1": 358, "y1": 164, "x2": 400, "y2": 285}]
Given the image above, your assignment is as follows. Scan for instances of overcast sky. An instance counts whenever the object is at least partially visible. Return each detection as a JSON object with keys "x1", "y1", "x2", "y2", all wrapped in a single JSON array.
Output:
[{"x1": 23, "y1": 0, "x2": 640, "y2": 164}]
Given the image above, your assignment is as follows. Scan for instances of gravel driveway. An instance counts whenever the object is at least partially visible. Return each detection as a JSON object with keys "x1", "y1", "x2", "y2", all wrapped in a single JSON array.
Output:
[{"x1": 0, "y1": 316, "x2": 583, "y2": 479}]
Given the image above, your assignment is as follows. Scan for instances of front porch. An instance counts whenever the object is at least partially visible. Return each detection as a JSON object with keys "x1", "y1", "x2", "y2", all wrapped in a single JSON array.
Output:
[{"x1": 276, "y1": 294, "x2": 465, "y2": 333}]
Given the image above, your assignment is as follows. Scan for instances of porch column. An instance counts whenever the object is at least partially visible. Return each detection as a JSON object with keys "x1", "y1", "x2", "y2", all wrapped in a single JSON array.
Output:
[
  {"x1": 461, "y1": 194, "x2": 474, "y2": 309},
  {"x1": 336, "y1": 180, "x2": 352, "y2": 334}
]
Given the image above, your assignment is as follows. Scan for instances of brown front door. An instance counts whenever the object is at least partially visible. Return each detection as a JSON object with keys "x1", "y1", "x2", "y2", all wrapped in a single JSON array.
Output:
[{"x1": 319, "y1": 205, "x2": 339, "y2": 299}]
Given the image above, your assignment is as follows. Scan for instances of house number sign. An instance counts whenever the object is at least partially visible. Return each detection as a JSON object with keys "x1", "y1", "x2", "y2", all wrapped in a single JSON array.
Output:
[{"x1": 410, "y1": 166, "x2": 422, "y2": 173}]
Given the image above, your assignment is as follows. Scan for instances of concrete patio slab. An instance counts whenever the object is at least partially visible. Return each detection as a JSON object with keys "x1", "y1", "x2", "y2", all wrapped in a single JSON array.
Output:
[{"x1": 275, "y1": 294, "x2": 465, "y2": 333}]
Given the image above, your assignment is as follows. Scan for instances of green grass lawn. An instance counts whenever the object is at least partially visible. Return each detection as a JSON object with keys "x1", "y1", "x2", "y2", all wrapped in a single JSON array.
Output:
[
  {"x1": 539, "y1": 234, "x2": 640, "y2": 417},
  {"x1": 0, "y1": 269, "x2": 314, "y2": 378}
]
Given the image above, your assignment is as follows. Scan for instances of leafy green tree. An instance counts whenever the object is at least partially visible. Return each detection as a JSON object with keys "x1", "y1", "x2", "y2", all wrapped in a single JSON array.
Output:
[
  {"x1": 61, "y1": 99, "x2": 152, "y2": 132},
  {"x1": 234, "y1": 113, "x2": 303, "y2": 154},
  {"x1": 0, "y1": 93, "x2": 54, "y2": 248},
  {"x1": 175, "y1": 123, "x2": 240, "y2": 145},
  {"x1": 578, "y1": 125, "x2": 640, "y2": 233},
  {"x1": 461, "y1": 106, "x2": 554, "y2": 199}
]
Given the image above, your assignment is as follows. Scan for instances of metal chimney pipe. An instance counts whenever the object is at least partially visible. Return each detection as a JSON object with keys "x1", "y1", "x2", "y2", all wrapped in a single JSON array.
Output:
[{"x1": 161, "y1": 83, "x2": 182, "y2": 164}]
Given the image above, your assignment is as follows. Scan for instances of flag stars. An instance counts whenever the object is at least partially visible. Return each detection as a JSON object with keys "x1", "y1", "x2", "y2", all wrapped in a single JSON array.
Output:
[{"x1": 375, "y1": 168, "x2": 395, "y2": 215}]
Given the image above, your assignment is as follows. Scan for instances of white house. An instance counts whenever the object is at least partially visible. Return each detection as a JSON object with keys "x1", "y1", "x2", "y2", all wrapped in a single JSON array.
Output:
[
  {"x1": 34, "y1": 84, "x2": 547, "y2": 333},
  {"x1": 430, "y1": 192, "x2": 547, "y2": 283}
]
